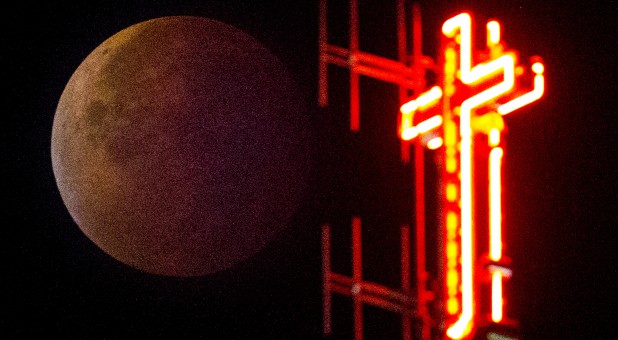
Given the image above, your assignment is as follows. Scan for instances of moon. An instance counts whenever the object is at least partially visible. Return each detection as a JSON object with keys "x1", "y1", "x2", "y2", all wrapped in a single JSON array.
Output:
[{"x1": 51, "y1": 16, "x2": 310, "y2": 277}]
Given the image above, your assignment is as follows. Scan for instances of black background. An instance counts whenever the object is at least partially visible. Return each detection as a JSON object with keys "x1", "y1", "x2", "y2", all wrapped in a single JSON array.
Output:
[{"x1": 3, "y1": 0, "x2": 616, "y2": 339}]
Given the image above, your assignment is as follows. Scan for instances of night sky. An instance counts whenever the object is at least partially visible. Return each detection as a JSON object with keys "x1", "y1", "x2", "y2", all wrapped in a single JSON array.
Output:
[{"x1": 3, "y1": 0, "x2": 616, "y2": 339}]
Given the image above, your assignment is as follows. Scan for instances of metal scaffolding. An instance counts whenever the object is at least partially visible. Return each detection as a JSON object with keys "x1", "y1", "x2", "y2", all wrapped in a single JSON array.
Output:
[{"x1": 319, "y1": 1, "x2": 434, "y2": 339}]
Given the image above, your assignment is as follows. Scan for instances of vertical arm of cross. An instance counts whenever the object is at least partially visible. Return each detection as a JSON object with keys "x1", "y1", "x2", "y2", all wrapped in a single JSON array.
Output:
[{"x1": 442, "y1": 13, "x2": 517, "y2": 339}]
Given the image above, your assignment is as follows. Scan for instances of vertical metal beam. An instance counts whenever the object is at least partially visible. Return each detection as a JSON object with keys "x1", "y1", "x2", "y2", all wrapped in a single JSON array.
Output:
[
  {"x1": 349, "y1": 0, "x2": 360, "y2": 131},
  {"x1": 352, "y1": 216, "x2": 363, "y2": 340},
  {"x1": 412, "y1": 3, "x2": 423, "y2": 63},
  {"x1": 397, "y1": 0, "x2": 410, "y2": 162},
  {"x1": 415, "y1": 140, "x2": 430, "y2": 340},
  {"x1": 401, "y1": 225, "x2": 412, "y2": 340},
  {"x1": 412, "y1": 4, "x2": 432, "y2": 340},
  {"x1": 396, "y1": 0, "x2": 407, "y2": 67},
  {"x1": 320, "y1": 2, "x2": 439, "y2": 338},
  {"x1": 318, "y1": 0, "x2": 328, "y2": 107},
  {"x1": 322, "y1": 224, "x2": 332, "y2": 335}
]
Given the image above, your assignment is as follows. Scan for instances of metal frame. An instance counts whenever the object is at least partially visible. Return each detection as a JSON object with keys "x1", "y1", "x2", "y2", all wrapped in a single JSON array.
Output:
[{"x1": 319, "y1": 1, "x2": 434, "y2": 339}]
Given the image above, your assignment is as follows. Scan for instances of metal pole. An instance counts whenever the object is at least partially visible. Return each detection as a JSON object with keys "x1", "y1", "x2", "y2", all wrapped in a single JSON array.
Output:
[
  {"x1": 318, "y1": 0, "x2": 328, "y2": 107},
  {"x1": 352, "y1": 216, "x2": 363, "y2": 340},
  {"x1": 349, "y1": 0, "x2": 360, "y2": 131},
  {"x1": 322, "y1": 224, "x2": 332, "y2": 335}
]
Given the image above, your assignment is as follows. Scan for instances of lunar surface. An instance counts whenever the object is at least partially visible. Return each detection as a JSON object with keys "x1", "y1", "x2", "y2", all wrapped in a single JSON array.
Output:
[{"x1": 51, "y1": 16, "x2": 310, "y2": 276}]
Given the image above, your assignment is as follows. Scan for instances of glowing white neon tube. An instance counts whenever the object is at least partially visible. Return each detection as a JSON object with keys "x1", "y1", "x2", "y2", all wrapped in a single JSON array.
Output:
[
  {"x1": 401, "y1": 115, "x2": 443, "y2": 141},
  {"x1": 489, "y1": 147, "x2": 503, "y2": 261},
  {"x1": 489, "y1": 128, "x2": 501, "y2": 147},
  {"x1": 487, "y1": 21, "x2": 501, "y2": 46},
  {"x1": 416, "y1": 86, "x2": 443, "y2": 108},
  {"x1": 400, "y1": 86, "x2": 443, "y2": 114},
  {"x1": 400, "y1": 86, "x2": 444, "y2": 141},
  {"x1": 427, "y1": 137, "x2": 443, "y2": 150},
  {"x1": 489, "y1": 146, "x2": 504, "y2": 324},
  {"x1": 491, "y1": 272, "x2": 503, "y2": 323},
  {"x1": 443, "y1": 13, "x2": 509, "y2": 86},
  {"x1": 498, "y1": 62, "x2": 545, "y2": 115}
]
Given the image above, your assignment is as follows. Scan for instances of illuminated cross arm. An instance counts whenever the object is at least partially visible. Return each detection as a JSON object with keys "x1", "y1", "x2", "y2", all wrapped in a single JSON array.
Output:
[
  {"x1": 399, "y1": 16, "x2": 545, "y2": 143},
  {"x1": 399, "y1": 86, "x2": 443, "y2": 142},
  {"x1": 398, "y1": 12, "x2": 545, "y2": 340}
]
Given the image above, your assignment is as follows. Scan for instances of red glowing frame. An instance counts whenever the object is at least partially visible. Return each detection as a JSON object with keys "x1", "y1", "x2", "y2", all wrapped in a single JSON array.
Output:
[{"x1": 399, "y1": 12, "x2": 545, "y2": 339}]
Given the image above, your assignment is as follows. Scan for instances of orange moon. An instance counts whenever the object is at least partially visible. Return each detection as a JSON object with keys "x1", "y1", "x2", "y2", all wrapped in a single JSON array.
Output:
[{"x1": 51, "y1": 17, "x2": 310, "y2": 276}]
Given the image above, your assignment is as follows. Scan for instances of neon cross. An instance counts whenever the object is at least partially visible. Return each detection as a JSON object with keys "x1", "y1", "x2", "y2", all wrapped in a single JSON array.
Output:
[{"x1": 398, "y1": 12, "x2": 545, "y2": 339}]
